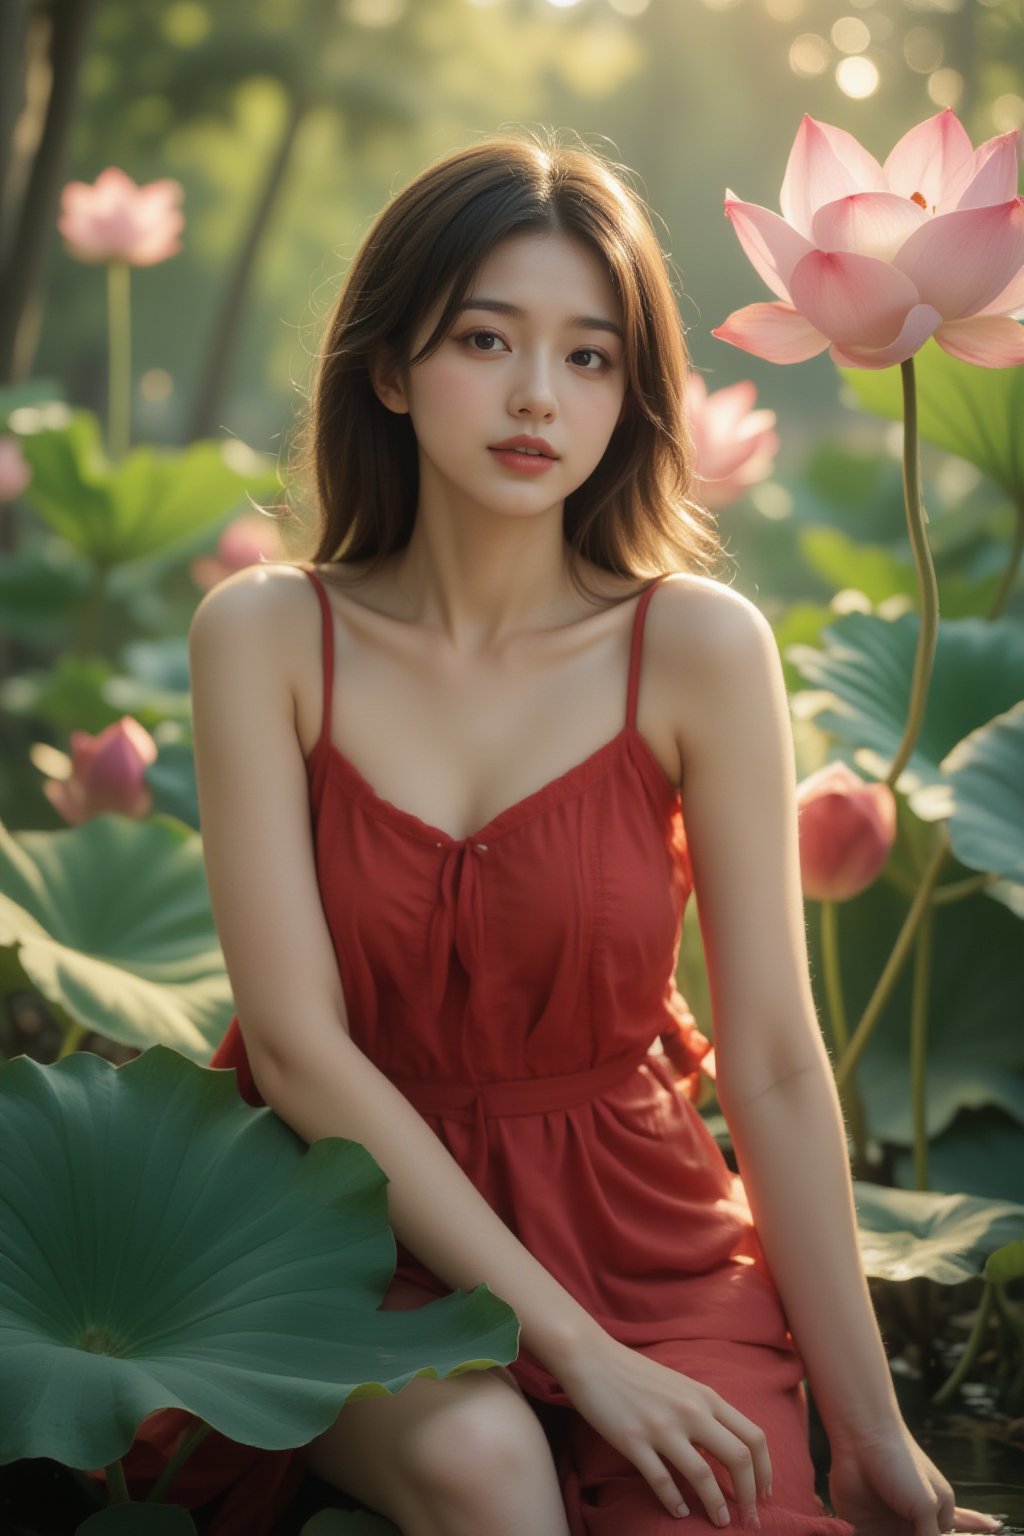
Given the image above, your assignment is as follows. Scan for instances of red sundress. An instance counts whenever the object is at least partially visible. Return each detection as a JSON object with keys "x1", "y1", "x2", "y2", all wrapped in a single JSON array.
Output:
[{"x1": 101, "y1": 565, "x2": 855, "y2": 1536}]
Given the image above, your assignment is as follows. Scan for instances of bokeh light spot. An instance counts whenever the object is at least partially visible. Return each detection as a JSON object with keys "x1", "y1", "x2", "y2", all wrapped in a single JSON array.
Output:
[
  {"x1": 992, "y1": 93, "x2": 1024, "y2": 132},
  {"x1": 928, "y1": 67, "x2": 964, "y2": 108},
  {"x1": 836, "y1": 54, "x2": 879, "y2": 98},
  {"x1": 140, "y1": 370, "x2": 174, "y2": 403},
  {"x1": 831, "y1": 15, "x2": 870, "y2": 53},
  {"x1": 790, "y1": 33, "x2": 831, "y2": 77},
  {"x1": 904, "y1": 26, "x2": 943, "y2": 74}
]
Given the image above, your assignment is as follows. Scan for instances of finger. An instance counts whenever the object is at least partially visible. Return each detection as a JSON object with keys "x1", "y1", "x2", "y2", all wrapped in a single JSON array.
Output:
[
  {"x1": 629, "y1": 1445, "x2": 694, "y2": 1521},
  {"x1": 913, "y1": 1493, "x2": 943, "y2": 1536},
  {"x1": 713, "y1": 1401, "x2": 773, "y2": 1499},
  {"x1": 667, "y1": 1444, "x2": 733, "y2": 1528},
  {"x1": 951, "y1": 1508, "x2": 1006, "y2": 1533},
  {"x1": 694, "y1": 1420, "x2": 759, "y2": 1516}
]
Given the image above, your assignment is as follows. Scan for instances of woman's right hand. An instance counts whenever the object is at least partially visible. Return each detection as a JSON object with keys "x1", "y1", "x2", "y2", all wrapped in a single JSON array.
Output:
[{"x1": 556, "y1": 1329, "x2": 772, "y2": 1525}]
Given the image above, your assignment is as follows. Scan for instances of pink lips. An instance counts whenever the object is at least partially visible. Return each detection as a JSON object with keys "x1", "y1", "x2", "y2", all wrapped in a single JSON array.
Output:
[{"x1": 490, "y1": 433, "x2": 558, "y2": 457}]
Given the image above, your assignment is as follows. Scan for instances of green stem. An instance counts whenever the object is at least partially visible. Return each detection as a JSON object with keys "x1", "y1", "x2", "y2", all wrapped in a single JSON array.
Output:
[
  {"x1": 910, "y1": 899, "x2": 934, "y2": 1190},
  {"x1": 835, "y1": 827, "x2": 951, "y2": 1091},
  {"x1": 104, "y1": 1458, "x2": 130, "y2": 1504},
  {"x1": 106, "y1": 259, "x2": 131, "y2": 462},
  {"x1": 74, "y1": 563, "x2": 109, "y2": 659},
  {"x1": 820, "y1": 899, "x2": 868, "y2": 1170},
  {"x1": 882, "y1": 866, "x2": 993, "y2": 903},
  {"x1": 57, "y1": 1020, "x2": 88, "y2": 1058},
  {"x1": 145, "y1": 1417, "x2": 213, "y2": 1504},
  {"x1": 932, "y1": 1280, "x2": 993, "y2": 1406},
  {"x1": 987, "y1": 497, "x2": 1024, "y2": 621},
  {"x1": 884, "y1": 359, "x2": 940, "y2": 791}
]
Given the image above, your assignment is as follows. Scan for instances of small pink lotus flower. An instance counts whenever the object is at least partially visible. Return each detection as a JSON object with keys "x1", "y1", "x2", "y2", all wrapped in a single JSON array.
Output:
[
  {"x1": 43, "y1": 717, "x2": 158, "y2": 824},
  {"x1": 58, "y1": 167, "x2": 185, "y2": 266},
  {"x1": 714, "y1": 109, "x2": 1024, "y2": 370},
  {"x1": 686, "y1": 374, "x2": 779, "y2": 510},
  {"x1": 189, "y1": 512, "x2": 286, "y2": 591},
  {"x1": 0, "y1": 435, "x2": 32, "y2": 501},
  {"x1": 795, "y1": 761, "x2": 897, "y2": 902}
]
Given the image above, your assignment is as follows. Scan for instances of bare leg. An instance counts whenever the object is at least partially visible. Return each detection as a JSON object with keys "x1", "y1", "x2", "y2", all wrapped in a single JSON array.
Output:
[{"x1": 304, "y1": 1279, "x2": 571, "y2": 1536}]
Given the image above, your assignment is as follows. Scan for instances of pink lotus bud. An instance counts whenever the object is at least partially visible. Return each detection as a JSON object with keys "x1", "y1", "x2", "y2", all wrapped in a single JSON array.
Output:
[
  {"x1": 713, "y1": 109, "x2": 1024, "y2": 369},
  {"x1": 58, "y1": 167, "x2": 184, "y2": 266},
  {"x1": 43, "y1": 717, "x2": 158, "y2": 824},
  {"x1": 686, "y1": 374, "x2": 779, "y2": 510},
  {"x1": 189, "y1": 512, "x2": 286, "y2": 590},
  {"x1": 795, "y1": 761, "x2": 897, "y2": 902},
  {"x1": 0, "y1": 435, "x2": 32, "y2": 501}
]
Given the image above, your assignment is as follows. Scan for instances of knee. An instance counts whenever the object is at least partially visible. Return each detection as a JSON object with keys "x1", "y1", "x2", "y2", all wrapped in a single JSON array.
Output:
[{"x1": 401, "y1": 1388, "x2": 549, "y2": 1506}]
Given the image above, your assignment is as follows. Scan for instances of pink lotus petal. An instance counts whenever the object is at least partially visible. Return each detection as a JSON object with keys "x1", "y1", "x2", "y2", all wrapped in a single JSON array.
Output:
[
  {"x1": 976, "y1": 263, "x2": 1024, "y2": 318},
  {"x1": 699, "y1": 378, "x2": 759, "y2": 436},
  {"x1": 43, "y1": 778, "x2": 89, "y2": 826},
  {"x1": 723, "y1": 193, "x2": 815, "y2": 303},
  {"x1": 893, "y1": 199, "x2": 1024, "y2": 319},
  {"x1": 882, "y1": 109, "x2": 977, "y2": 213},
  {"x1": 712, "y1": 301, "x2": 831, "y2": 364},
  {"x1": 933, "y1": 315, "x2": 1024, "y2": 367},
  {"x1": 788, "y1": 248, "x2": 922, "y2": 347},
  {"x1": 827, "y1": 304, "x2": 943, "y2": 368},
  {"x1": 956, "y1": 131, "x2": 1022, "y2": 211},
  {"x1": 0, "y1": 435, "x2": 32, "y2": 501},
  {"x1": 780, "y1": 116, "x2": 886, "y2": 237},
  {"x1": 811, "y1": 192, "x2": 927, "y2": 263},
  {"x1": 58, "y1": 167, "x2": 185, "y2": 266}
]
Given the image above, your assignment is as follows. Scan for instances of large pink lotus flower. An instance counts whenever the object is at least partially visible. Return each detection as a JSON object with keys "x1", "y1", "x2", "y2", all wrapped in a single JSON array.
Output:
[
  {"x1": 58, "y1": 167, "x2": 185, "y2": 266},
  {"x1": 795, "y1": 760, "x2": 897, "y2": 902},
  {"x1": 686, "y1": 374, "x2": 779, "y2": 510},
  {"x1": 189, "y1": 512, "x2": 286, "y2": 591},
  {"x1": 713, "y1": 109, "x2": 1024, "y2": 370},
  {"x1": 43, "y1": 717, "x2": 158, "y2": 824},
  {"x1": 0, "y1": 435, "x2": 31, "y2": 501}
]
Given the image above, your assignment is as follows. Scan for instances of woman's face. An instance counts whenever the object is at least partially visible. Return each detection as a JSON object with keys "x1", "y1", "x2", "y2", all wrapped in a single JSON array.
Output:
[{"x1": 375, "y1": 229, "x2": 627, "y2": 520}]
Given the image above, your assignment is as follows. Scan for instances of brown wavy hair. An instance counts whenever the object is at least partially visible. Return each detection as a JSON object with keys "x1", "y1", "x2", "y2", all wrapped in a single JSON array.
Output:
[{"x1": 287, "y1": 128, "x2": 728, "y2": 596}]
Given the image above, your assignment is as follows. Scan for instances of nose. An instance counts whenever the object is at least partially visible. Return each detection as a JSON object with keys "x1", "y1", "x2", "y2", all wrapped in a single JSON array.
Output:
[{"x1": 508, "y1": 350, "x2": 557, "y2": 422}]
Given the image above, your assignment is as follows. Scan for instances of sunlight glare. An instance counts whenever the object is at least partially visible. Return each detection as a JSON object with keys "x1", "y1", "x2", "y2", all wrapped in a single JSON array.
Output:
[
  {"x1": 831, "y1": 15, "x2": 870, "y2": 53},
  {"x1": 992, "y1": 94, "x2": 1024, "y2": 132},
  {"x1": 609, "y1": 0, "x2": 651, "y2": 14}
]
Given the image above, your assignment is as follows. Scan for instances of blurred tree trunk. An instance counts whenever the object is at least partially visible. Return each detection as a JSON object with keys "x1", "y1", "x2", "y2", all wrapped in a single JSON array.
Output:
[
  {"x1": 186, "y1": 89, "x2": 310, "y2": 443},
  {"x1": 0, "y1": 0, "x2": 97, "y2": 385},
  {"x1": 0, "y1": 0, "x2": 31, "y2": 250}
]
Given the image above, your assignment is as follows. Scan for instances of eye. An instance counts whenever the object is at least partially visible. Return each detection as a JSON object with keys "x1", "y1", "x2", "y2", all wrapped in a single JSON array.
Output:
[
  {"x1": 571, "y1": 347, "x2": 612, "y2": 371},
  {"x1": 460, "y1": 329, "x2": 509, "y2": 353}
]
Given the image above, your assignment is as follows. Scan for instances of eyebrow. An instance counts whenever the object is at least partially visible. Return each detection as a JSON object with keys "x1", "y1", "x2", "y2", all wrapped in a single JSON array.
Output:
[{"x1": 454, "y1": 297, "x2": 623, "y2": 339}]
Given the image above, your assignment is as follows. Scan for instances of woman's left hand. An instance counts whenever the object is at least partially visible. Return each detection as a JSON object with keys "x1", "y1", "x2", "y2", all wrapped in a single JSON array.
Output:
[{"x1": 828, "y1": 1418, "x2": 1005, "y2": 1536}]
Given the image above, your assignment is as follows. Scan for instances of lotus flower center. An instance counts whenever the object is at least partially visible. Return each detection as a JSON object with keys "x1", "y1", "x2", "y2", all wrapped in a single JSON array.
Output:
[{"x1": 910, "y1": 191, "x2": 928, "y2": 211}]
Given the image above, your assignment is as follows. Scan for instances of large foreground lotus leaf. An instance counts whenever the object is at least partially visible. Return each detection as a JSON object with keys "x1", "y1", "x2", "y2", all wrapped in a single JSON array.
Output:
[
  {"x1": 909, "y1": 701, "x2": 1024, "y2": 887},
  {"x1": 851, "y1": 1180, "x2": 1024, "y2": 1285},
  {"x1": 0, "y1": 813, "x2": 231, "y2": 1058},
  {"x1": 0, "y1": 1046, "x2": 520, "y2": 1470},
  {"x1": 78, "y1": 1505, "x2": 197, "y2": 1534},
  {"x1": 15, "y1": 410, "x2": 280, "y2": 565},
  {"x1": 788, "y1": 611, "x2": 1024, "y2": 797},
  {"x1": 838, "y1": 336, "x2": 1024, "y2": 503}
]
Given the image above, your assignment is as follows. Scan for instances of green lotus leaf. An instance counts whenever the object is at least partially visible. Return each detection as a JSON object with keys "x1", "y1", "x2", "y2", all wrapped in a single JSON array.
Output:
[
  {"x1": 77, "y1": 1504, "x2": 198, "y2": 1534},
  {"x1": 851, "y1": 1180, "x2": 1024, "y2": 1284},
  {"x1": 0, "y1": 813, "x2": 231, "y2": 1058},
  {"x1": 0, "y1": 542, "x2": 93, "y2": 643},
  {"x1": 838, "y1": 336, "x2": 1024, "y2": 502},
  {"x1": 787, "y1": 611, "x2": 1024, "y2": 796},
  {"x1": 14, "y1": 410, "x2": 279, "y2": 566},
  {"x1": 907, "y1": 701, "x2": 1024, "y2": 886},
  {"x1": 0, "y1": 1045, "x2": 520, "y2": 1470},
  {"x1": 796, "y1": 525, "x2": 1002, "y2": 619},
  {"x1": 985, "y1": 1239, "x2": 1024, "y2": 1287},
  {"x1": 891, "y1": 1109, "x2": 1024, "y2": 1205},
  {"x1": 807, "y1": 873, "x2": 1024, "y2": 1143}
]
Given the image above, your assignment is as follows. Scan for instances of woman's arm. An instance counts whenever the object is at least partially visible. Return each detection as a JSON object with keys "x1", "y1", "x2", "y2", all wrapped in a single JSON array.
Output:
[{"x1": 670, "y1": 579, "x2": 902, "y2": 1435}]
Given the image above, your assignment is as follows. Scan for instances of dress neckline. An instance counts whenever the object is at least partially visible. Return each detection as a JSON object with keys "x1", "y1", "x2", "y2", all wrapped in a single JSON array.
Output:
[{"x1": 307, "y1": 721, "x2": 678, "y2": 848}]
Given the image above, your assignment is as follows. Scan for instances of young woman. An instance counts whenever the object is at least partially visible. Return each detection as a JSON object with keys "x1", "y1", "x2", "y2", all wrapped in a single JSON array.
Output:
[{"x1": 172, "y1": 134, "x2": 1002, "y2": 1536}]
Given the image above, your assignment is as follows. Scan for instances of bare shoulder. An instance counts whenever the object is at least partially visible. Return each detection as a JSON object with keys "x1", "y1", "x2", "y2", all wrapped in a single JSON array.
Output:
[
  {"x1": 646, "y1": 574, "x2": 781, "y2": 764},
  {"x1": 189, "y1": 559, "x2": 316, "y2": 650}
]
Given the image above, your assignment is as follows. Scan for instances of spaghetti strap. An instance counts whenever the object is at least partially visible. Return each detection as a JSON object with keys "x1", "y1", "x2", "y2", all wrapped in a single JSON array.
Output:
[
  {"x1": 625, "y1": 573, "x2": 669, "y2": 732},
  {"x1": 300, "y1": 565, "x2": 334, "y2": 749}
]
